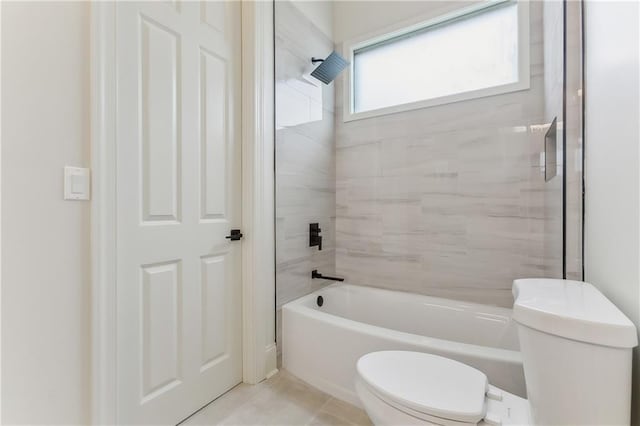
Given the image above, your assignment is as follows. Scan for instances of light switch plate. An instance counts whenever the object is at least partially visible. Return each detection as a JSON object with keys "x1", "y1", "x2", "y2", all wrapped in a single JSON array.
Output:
[{"x1": 64, "y1": 166, "x2": 91, "y2": 200}]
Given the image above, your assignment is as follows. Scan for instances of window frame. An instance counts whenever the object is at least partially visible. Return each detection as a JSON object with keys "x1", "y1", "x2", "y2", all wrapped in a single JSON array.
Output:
[{"x1": 342, "y1": 0, "x2": 530, "y2": 122}]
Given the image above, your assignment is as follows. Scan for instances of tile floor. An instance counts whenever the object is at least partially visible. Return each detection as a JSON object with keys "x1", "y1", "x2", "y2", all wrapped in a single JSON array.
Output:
[{"x1": 182, "y1": 371, "x2": 372, "y2": 426}]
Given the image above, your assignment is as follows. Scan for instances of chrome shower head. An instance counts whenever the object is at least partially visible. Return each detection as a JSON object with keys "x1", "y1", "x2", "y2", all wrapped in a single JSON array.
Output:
[{"x1": 310, "y1": 51, "x2": 349, "y2": 85}]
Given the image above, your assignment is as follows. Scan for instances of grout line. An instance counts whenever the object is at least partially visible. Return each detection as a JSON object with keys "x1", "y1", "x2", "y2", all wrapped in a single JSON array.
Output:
[
  {"x1": 316, "y1": 397, "x2": 365, "y2": 426},
  {"x1": 316, "y1": 397, "x2": 333, "y2": 413}
]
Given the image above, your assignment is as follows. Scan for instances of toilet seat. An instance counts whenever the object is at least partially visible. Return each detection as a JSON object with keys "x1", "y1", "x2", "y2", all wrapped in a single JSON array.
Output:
[{"x1": 357, "y1": 351, "x2": 489, "y2": 425}]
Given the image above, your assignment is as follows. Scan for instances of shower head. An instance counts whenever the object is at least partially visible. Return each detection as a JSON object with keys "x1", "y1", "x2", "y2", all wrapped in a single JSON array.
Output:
[{"x1": 310, "y1": 51, "x2": 349, "y2": 85}]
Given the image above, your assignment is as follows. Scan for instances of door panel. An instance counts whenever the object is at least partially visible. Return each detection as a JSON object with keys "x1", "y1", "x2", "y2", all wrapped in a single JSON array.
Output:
[
  {"x1": 200, "y1": 255, "x2": 227, "y2": 367},
  {"x1": 200, "y1": 49, "x2": 227, "y2": 220},
  {"x1": 141, "y1": 261, "x2": 181, "y2": 400},
  {"x1": 140, "y1": 17, "x2": 180, "y2": 222},
  {"x1": 116, "y1": 2, "x2": 242, "y2": 424}
]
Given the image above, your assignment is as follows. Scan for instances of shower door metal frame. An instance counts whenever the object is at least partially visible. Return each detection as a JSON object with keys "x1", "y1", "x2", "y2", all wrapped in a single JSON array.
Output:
[{"x1": 89, "y1": 2, "x2": 277, "y2": 424}]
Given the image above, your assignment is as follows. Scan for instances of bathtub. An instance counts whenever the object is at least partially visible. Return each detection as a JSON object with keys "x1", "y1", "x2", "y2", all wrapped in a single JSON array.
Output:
[{"x1": 282, "y1": 283, "x2": 525, "y2": 407}]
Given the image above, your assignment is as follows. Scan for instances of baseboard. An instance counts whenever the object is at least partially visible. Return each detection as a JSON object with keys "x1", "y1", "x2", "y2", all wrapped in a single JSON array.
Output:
[{"x1": 264, "y1": 343, "x2": 278, "y2": 379}]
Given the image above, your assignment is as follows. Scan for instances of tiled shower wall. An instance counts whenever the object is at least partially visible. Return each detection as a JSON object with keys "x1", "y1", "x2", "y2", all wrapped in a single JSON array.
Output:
[
  {"x1": 276, "y1": 0, "x2": 583, "y2": 321},
  {"x1": 334, "y1": 2, "x2": 555, "y2": 307},
  {"x1": 540, "y1": 0, "x2": 583, "y2": 282},
  {"x1": 564, "y1": 1, "x2": 584, "y2": 280},
  {"x1": 542, "y1": 0, "x2": 565, "y2": 280},
  {"x1": 275, "y1": 1, "x2": 336, "y2": 358}
]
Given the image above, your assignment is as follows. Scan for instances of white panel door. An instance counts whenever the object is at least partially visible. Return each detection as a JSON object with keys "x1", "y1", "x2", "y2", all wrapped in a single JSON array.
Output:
[{"x1": 115, "y1": 1, "x2": 242, "y2": 424}]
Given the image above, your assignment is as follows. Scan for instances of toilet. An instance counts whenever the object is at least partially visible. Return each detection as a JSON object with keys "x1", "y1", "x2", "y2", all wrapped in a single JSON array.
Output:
[{"x1": 355, "y1": 278, "x2": 639, "y2": 425}]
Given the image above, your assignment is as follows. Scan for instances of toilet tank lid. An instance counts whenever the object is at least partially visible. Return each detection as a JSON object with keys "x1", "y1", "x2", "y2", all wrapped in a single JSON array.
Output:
[{"x1": 512, "y1": 279, "x2": 638, "y2": 348}]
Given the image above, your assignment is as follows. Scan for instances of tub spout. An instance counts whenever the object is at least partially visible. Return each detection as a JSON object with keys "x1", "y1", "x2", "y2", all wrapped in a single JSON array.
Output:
[{"x1": 311, "y1": 270, "x2": 344, "y2": 282}]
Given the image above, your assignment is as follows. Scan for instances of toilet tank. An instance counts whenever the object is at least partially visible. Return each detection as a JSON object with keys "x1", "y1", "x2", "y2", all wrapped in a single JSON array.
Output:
[{"x1": 512, "y1": 279, "x2": 638, "y2": 426}]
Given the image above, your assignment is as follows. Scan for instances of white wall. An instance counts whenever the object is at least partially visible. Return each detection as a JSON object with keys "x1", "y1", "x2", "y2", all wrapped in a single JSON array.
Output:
[
  {"x1": 584, "y1": 1, "x2": 640, "y2": 423},
  {"x1": 1, "y1": 2, "x2": 91, "y2": 424}
]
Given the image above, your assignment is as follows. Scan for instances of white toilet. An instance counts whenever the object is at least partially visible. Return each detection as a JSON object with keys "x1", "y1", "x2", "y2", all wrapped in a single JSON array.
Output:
[{"x1": 355, "y1": 279, "x2": 638, "y2": 425}]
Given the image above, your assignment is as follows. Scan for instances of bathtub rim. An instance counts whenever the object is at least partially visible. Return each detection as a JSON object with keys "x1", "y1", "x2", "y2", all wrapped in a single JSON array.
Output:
[{"x1": 282, "y1": 283, "x2": 523, "y2": 367}]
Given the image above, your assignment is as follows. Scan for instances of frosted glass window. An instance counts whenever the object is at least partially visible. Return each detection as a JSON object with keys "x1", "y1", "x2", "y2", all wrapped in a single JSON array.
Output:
[{"x1": 353, "y1": 2, "x2": 520, "y2": 114}]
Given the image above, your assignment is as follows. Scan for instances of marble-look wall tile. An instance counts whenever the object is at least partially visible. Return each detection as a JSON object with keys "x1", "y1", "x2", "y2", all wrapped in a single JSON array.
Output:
[
  {"x1": 542, "y1": 0, "x2": 564, "y2": 279},
  {"x1": 335, "y1": 2, "x2": 562, "y2": 307},
  {"x1": 275, "y1": 1, "x2": 336, "y2": 359},
  {"x1": 564, "y1": 1, "x2": 584, "y2": 280}
]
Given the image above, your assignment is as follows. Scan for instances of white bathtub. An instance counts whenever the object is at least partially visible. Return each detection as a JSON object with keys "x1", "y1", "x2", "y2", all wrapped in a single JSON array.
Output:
[{"x1": 282, "y1": 283, "x2": 525, "y2": 407}]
